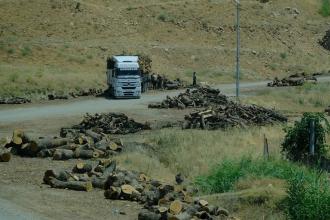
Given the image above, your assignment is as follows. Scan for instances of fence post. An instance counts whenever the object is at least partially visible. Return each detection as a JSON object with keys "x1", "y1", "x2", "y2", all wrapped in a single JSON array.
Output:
[
  {"x1": 309, "y1": 120, "x2": 315, "y2": 156},
  {"x1": 263, "y1": 134, "x2": 269, "y2": 159}
]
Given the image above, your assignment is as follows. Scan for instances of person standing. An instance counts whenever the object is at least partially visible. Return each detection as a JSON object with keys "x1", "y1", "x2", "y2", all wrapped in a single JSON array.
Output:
[{"x1": 193, "y1": 72, "x2": 197, "y2": 87}]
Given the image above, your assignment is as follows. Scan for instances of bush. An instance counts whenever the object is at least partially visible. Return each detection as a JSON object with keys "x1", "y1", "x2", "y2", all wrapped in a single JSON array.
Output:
[
  {"x1": 320, "y1": 0, "x2": 330, "y2": 17},
  {"x1": 281, "y1": 113, "x2": 330, "y2": 162},
  {"x1": 158, "y1": 13, "x2": 167, "y2": 22},
  {"x1": 285, "y1": 172, "x2": 330, "y2": 220},
  {"x1": 195, "y1": 157, "x2": 320, "y2": 194},
  {"x1": 21, "y1": 46, "x2": 32, "y2": 56},
  {"x1": 280, "y1": 52, "x2": 287, "y2": 59}
]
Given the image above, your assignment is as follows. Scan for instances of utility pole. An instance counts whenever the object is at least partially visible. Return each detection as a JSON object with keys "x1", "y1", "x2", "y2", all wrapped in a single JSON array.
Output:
[{"x1": 235, "y1": 0, "x2": 240, "y2": 101}]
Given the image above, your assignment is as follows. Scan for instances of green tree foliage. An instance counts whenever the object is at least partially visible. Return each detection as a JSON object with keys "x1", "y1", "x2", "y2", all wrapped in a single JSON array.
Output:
[{"x1": 281, "y1": 113, "x2": 330, "y2": 162}]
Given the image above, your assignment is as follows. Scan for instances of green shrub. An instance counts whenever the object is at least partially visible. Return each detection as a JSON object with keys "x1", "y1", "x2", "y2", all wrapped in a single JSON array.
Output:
[
  {"x1": 280, "y1": 52, "x2": 287, "y2": 59},
  {"x1": 285, "y1": 172, "x2": 330, "y2": 220},
  {"x1": 281, "y1": 113, "x2": 330, "y2": 162},
  {"x1": 320, "y1": 0, "x2": 330, "y2": 17},
  {"x1": 158, "y1": 13, "x2": 167, "y2": 22},
  {"x1": 21, "y1": 46, "x2": 32, "y2": 56},
  {"x1": 195, "y1": 157, "x2": 320, "y2": 194},
  {"x1": 7, "y1": 48, "x2": 15, "y2": 54}
]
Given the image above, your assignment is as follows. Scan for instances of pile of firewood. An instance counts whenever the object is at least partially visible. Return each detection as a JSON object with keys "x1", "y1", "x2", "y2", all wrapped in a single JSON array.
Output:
[
  {"x1": 183, "y1": 104, "x2": 287, "y2": 130},
  {"x1": 3, "y1": 129, "x2": 123, "y2": 160},
  {"x1": 43, "y1": 159, "x2": 117, "y2": 191},
  {"x1": 148, "y1": 87, "x2": 228, "y2": 109},
  {"x1": 319, "y1": 29, "x2": 330, "y2": 51},
  {"x1": 267, "y1": 73, "x2": 317, "y2": 87},
  {"x1": 0, "y1": 97, "x2": 31, "y2": 104},
  {"x1": 0, "y1": 140, "x2": 11, "y2": 162},
  {"x1": 72, "y1": 112, "x2": 151, "y2": 135},
  {"x1": 48, "y1": 88, "x2": 103, "y2": 100},
  {"x1": 43, "y1": 160, "x2": 230, "y2": 219}
]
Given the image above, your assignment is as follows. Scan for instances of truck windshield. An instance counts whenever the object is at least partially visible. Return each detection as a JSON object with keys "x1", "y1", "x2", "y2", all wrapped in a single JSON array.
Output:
[{"x1": 116, "y1": 69, "x2": 140, "y2": 76}]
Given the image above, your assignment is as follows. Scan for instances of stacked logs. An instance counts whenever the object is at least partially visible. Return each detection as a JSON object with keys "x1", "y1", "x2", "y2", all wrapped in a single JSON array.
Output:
[
  {"x1": 48, "y1": 88, "x2": 103, "y2": 100},
  {"x1": 3, "y1": 129, "x2": 123, "y2": 160},
  {"x1": 43, "y1": 160, "x2": 230, "y2": 219},
  {"x1": 183, "y1": 104, "x2": 287, "y2": 130},
  {"x1": 267, "y1": 73, "x2": 317, "y2": 87},
  {"x1": 72, "y1": 112, "x2": 151, "y2": 135},
  {"x1": 319, "y1": 29, "x2": 330, "y2": 51},
  {"x1": 104, "y1": 164, "x2": 230, "y2": 219},
  {"x1": 0, "y1": 97, "x2": 31, "y2": 104},
  {"x1": 43, "y1": 159, "x2": 117, "y2": 191},
  {"x1": 0, "y1": 138, "x2": 11, "y2": 162},
  {"x1": 148, "y1": 87, "x2": 228, "y2": 109}
]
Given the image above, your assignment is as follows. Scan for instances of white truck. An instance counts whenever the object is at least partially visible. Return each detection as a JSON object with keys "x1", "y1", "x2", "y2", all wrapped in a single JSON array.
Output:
[{"x1": 106, "y1": 56, "x2": 142, "y2": 98}]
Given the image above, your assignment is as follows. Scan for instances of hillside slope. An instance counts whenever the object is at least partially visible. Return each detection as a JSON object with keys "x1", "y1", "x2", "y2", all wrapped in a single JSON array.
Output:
[{"x1": 0, "y1": 0, "x2": 329, "y2": 97}]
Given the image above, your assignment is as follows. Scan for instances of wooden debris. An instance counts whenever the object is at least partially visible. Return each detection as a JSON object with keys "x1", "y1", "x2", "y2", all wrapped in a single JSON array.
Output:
[
  {"x1": 0, "y1": 147, "x2": 11, "y2": 162},
  {"x1": 169, "y1": 200, "x2": 183, "y2": 215},
  {"x1": 267, "y1": 73, "x2": 317, "y2": 87},
  {"x1": 49, "y1": 178, "x2": 93, "y2": 192},
  {"x1": 72, "y1": 112, "x2": 151, "y2": 135}
]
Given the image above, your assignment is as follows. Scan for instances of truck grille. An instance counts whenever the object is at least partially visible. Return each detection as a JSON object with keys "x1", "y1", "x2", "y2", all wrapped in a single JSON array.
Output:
[
  {"x1": 123, "y1": 92, "x2": 134, "y2": 96},
  {"x1": 122, "y1": 87, "x2": 136, "y2": 90}
]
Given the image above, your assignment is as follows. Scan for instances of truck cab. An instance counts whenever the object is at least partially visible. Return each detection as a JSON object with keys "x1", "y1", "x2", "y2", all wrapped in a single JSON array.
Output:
[{"x1": 106, "y1": 56, "x2": 142, "y2": 98}]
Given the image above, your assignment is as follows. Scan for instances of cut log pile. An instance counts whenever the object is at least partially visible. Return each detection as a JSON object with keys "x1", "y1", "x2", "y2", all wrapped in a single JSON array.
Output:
[
  {"x1": 72, "y1": 112, "x2": 151, "y2": 135},
  {"x1": 319, "y1": 29, "x2": 330, "y2": 51},
  {"x1": 183, "y1": 104, "x2": 288, "y2": 130},
  {"x1": 0, "y1": 139, "x2": 11, "y2": 162},
  {"x1": 0, "y1": 97, "x2": 31, "y2": 104},
  {"x1": 43, "y1": 160, "x2": 231, "y2": 219},
  {"x1": 48, "y1": 88, "x2": 103, "y2": 100},
  {"x1": 267, "y1": 73, "x2": 317, "y2": 87},
  {"x1": 43, "y1": 159, "x2": 117, "y2": 191},
  {"x1": 3, "y1": 129, "x2": 124, "y2": 159},
  {"x1": 148, "y1": 87, "x2": 228, "y2": 109}
]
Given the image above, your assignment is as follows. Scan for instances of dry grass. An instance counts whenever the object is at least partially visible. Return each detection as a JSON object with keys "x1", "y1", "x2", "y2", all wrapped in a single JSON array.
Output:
[
  {"x1": 244, "y1": 82, "x2": 330, "y2": 114},
  {"x1": 0, "y1": 0, "x2": 329, "y2": 97},
  {"x1": 119, "y1": 125, "x2": 283, "y2": 180}
]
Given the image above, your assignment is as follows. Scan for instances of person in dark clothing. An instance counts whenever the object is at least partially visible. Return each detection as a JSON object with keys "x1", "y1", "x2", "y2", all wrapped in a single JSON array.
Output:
[
  {"x1": 157, "y1": 75, "x2": 163, "y2": 90},
  {"x1": 193, "y1": 72, "x2": 197, "y2": 87},
  {"x1": 151, "y1": 73, "x2": 157, "y2": 90}
]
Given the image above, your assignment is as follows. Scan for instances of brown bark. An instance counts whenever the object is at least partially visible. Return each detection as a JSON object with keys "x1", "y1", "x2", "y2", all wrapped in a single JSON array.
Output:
[
  {"x1": 43, "y1": 169, "x2": 70, "y2": 184},
  {"x1": 74, "y1": 149, "x2": 99, "y2": 159},
  {"x1": 0, "y1": 148, "x2": 11, "y2": 162},
  {"x1": 53, "y1": 149, "x2": 74, "y2": 160},
  {"x1": 49, "y1": 178, "x2": 93, "y2": 191}
]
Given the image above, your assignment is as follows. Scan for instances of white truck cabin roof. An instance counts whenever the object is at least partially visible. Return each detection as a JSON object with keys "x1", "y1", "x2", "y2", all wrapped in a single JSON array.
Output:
[{"x1": 112, "y1": 56, "x2": 139, "y2": 63}]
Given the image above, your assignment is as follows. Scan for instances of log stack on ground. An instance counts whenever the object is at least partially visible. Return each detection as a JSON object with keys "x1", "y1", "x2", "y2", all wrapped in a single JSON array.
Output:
[
  {"x1": 4, "y1": 128, "x2": 124, "y2": 159},
  {"x1": 267, "y1": 73, "x2": 317, "y2": 87},
  {"x1": 43, "y1": 159, "x2": 117, "y2": 191},
  {"x1": 0, "y1": 97, "x2": 31, "y2": 104},
  {"x1": 42, "y1": 160, "x2": 231, "y2": 219},
  {"x1": 72, "y1": 112, "x2": 151, "y2": 134},
  {"x1": 148, "y1": 87, "x2": 228, "y2": 109},
  {"x1": 0, "y1": 142, "x2": 11, "y2": 162},
  {"x1": 319, "y1": 29, "x2": 330, "y2": 51},
  {"x1": 183, "y1": 104, "x2": 287, "y2": 130}
]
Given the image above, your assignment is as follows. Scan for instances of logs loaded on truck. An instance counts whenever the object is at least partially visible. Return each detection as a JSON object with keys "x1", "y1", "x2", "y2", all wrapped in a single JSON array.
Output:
[
  {"x1": 2, "y1": 113, "x2": 150, "y2": 159},
  {"x1": 43, "y1": 160, "x2": 231, "y2": 220}
]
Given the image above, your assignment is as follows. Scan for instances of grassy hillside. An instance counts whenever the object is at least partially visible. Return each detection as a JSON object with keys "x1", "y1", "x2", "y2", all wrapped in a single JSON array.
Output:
[{"x1": 0, "y1": 0, "x2": 329, "y2": 97}]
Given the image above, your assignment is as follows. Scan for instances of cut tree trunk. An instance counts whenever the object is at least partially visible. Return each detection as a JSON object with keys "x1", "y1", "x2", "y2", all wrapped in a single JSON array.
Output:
[
  {"x1": 38, "y1": 137, "x2": 70, "y2": 150},
  {"x1": 104, "y1": 186, "x2": 122, "y2": 199},
  {"x1": 0, "y1": 148, "x2": 11, "y2": 162},
  {"x1": 53, "y1": 149, "x2": 74, "y2": 160},
  {"x1": 74, "y1": 149, "x2": 99, "y2": 159},
  {"x1": 72, "y1": 162, "x2": 93, "y2": 173},
  {"x1": 43, "y1": 169, "x2": 70, "y2": 184},
  {"x1": 49, "y1": 178, "x2": 93, "y2": 191}
]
